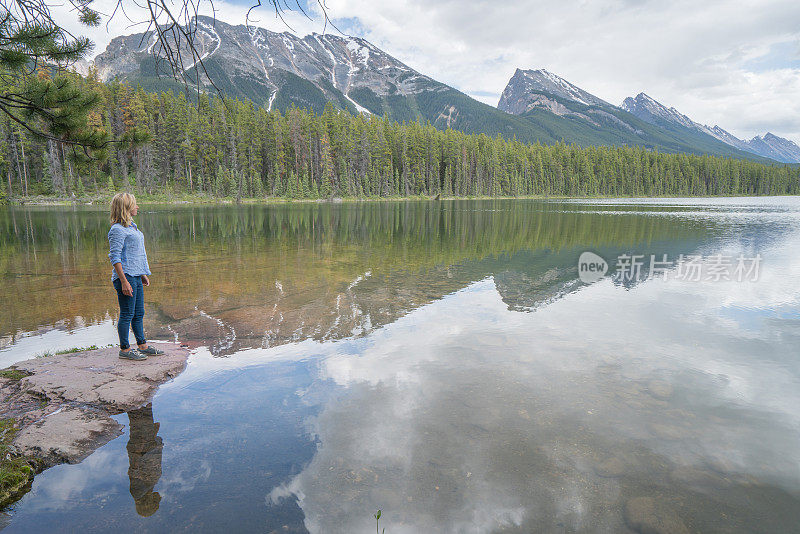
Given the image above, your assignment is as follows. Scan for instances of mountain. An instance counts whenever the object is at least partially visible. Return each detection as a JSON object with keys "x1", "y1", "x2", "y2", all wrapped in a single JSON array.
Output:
[
  {"x1": 82, "y1": 18, "x2": 793, "y2": 162},
  {"x1": 703, "y1": 125, "x2": 752, "y2": 152},
  {"x1": 746, "y1": 133, "x2": 800, "y2": 163},
  {"x1": 705, "y1": 127, "x2": 800, "y2": 163},
  {"x1": 621, "y1": 92, "x2": 698, "y2": 130},
  {"x1": 83, "y1": 16, "x2": 548, "y2": 142},
  {"x1": 499, "y1": 70, "x2": 776, "y2": 161},
  {"x1": 89, "y1": 15, "x2": 439, "y2": 114},
  {"x1": 498, "y1": 68, "x2": 611, "y2": 113},
  {"x1": 497, "y1": 68, "x2": 652, "y2": 140},
  {"x1": 622, "y1": 93, "x2": 800, "y2": 163}
]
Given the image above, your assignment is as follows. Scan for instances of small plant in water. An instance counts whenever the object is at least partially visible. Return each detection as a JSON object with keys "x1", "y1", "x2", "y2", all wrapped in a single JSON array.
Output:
[{"x1": 374, "y1": 509, "x2": 384, "y2": 534}]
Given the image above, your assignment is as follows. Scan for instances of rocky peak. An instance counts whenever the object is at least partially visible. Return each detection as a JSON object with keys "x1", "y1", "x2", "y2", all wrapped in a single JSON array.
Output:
[
  {"x1": 498, "y1": 68, "x2": 610, "y2": 115},
  {"x1": 702, "y1": 124, "x2": 751, "y2": 151},
  {"x1": 621, "y1": 93, "x2": 696, "y2": 129},
  {"x1": 747, "y1": 132, "x2": 800, "y2": 163},
  {"x1": 622, "y1": 93, "x2": 800, "y2": 163}
]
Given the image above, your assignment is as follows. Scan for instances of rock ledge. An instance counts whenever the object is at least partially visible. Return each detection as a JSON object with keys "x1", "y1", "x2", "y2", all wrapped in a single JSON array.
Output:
[{"x1": 0, "y1": 343, "x2": 189, "y2": 504}]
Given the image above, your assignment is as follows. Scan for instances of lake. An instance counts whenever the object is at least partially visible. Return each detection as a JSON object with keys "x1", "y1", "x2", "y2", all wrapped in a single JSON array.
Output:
[{"x1": 1, "y1": 198, "x2": 799, "y2": 533}]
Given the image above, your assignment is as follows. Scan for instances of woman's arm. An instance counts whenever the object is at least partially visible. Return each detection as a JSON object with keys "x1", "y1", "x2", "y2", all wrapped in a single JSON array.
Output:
[
  {"x1": 108, "y1": 226, "x2": 133, "y2": 296},
  {"x1": 114, "y1": 262, "x2": 133, "y2": 296},
  {"x1": 108, "y1": 225, "x2": 125, "y2": 266}
]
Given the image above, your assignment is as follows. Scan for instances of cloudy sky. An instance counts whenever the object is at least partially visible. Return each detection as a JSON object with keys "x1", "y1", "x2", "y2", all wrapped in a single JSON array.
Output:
[{"x1": 71, "y1": 0, "x2": 800, "y2": 144}]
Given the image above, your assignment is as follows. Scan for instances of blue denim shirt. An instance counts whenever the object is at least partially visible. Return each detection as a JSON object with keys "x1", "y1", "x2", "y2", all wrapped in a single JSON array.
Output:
[{"x1": 108, "y1": 221, "x2": 152, "y2": 282}]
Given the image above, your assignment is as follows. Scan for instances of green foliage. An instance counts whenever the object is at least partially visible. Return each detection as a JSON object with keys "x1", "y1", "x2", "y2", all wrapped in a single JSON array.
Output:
[
  {"x1": 34, "y1": 344, "x2": 98, "y2": 358},
  {"x1": 1, "y1": 80, "x2": 798, "y2": 201},
  {"x1": 317, "y1": 78, "x2": 357, "y2": 114},
  {"x1": 0, "y1": 15, "x2": 95, "y2": 71},
  {"x1": 273, "y1": 71, "x2": 331, "y2": 115},
  {"x1": 39, "y1": 152, "x2": 54, "y2": 194},
  {"x1": 0, "y1": 418, "x2": 35, "y2": 507},
  {"x1": 56, "y1": 345, "x2": 98, "y2": 354},
  {"x1": 348, "y1": 87, "x2": 383, "y2": 115},
  {"x1": 0, "y1": 1, "x2": 107, "y2": 154},
  {"x1": 0, "y1": 369, "x2": 29, "y2": 381}
]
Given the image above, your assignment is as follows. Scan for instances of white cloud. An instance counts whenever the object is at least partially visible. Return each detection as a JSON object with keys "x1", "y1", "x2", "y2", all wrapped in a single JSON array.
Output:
[
  {"x1": 320, "y1": 0, "x2": 800, "y2": 143},
  {"x1": 73, "y1": 0, "x2": 800, "y2": 143},
  {"x1": 57, "y1": 0, "x2": 326, "y2": 56}
]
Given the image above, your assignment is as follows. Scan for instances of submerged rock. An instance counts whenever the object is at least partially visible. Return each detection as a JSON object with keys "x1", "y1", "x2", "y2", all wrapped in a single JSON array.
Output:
[
  {"x1": 595, "y1": 456, "x2": 626, "y2": 478},
  {"x1": 648, "y1": 422, "x2": 687, "y2": 441},
  {"x1": 624, "y1": 496, "x2": 690, "y2": 534},
  {"x1": 646, "y1": 380, "x2": 674, "y2": 400},
  {"x1": 669, "y1": 465, "x2": 725, "y2": 488}
]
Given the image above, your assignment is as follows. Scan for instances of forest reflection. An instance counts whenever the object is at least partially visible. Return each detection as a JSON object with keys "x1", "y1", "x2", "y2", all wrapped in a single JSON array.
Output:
[{"x1": 1, "y1": 201, "x2": 714, "y2": 355}]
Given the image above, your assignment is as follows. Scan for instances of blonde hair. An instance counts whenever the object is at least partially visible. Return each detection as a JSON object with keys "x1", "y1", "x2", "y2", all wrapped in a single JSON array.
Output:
[{"x1": 110, "y1": 192, "x2": 136, "y2": 227}]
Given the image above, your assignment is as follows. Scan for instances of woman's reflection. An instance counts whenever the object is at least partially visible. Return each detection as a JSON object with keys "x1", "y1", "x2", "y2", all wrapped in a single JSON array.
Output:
[{"x1": 126, "y1": 403, "x2": 163, "y2": 517}]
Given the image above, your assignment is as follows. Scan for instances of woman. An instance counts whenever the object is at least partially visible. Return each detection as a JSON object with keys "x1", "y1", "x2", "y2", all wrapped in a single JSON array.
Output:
[{"x1": 108, "y1": 192, "x2": 164, "y2": 360}]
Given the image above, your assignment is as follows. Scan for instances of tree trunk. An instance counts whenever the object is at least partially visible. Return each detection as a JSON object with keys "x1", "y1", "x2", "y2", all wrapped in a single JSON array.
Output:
[
  {"x1": 18, "y1": 133, "x2": 28, "y2": 196},
  {"x1": 11, "y1": 133, "x2": 23, "y2": 195},
  {"x1": 62, "y1": 143, "x2": 75, "y2": 194},
  {"x1": 185, "y1": 155, "x2": 193, "y2": 192},
  {"x1": 47, "y1": 140, "x2": 64, "y2": 194}
]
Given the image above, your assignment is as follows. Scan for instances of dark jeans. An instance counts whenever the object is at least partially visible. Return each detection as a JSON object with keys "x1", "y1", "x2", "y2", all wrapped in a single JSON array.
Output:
[{"x1": 113, "y1": 273, "x2": 146, "y2": 350}]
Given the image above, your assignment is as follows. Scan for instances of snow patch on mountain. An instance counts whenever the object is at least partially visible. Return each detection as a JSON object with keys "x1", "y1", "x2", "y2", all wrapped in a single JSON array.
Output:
[
  {"x1": 538, "y1": 69, "x2": 590, "y2": 105},
  {"x1": 345, "y1": 94, "x2": 371, "y2": 115},
  {"x1": 346, "y1": 38, "x2": 370, "y2": 68},
  {"x1": 146, "y1": 33, "x2": 158, "y2": 55},
  {"x1": 141, "y1": 34, "x2": 158, "y2": 54},
  {"x1": 91, "y1": 15, "x2": 441, "y2": 106}
]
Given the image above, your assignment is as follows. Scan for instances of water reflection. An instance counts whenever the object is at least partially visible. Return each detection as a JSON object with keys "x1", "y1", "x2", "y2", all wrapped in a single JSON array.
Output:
[
  {"x1": 0, "y1": 199, "x2": 799, "y2": 533},
  {"x1": 126, "y1": 404, "x2": 162, "y2": 518},
  {"x1": 1, "y1": 200, "x2": 715, "y2": 360},
  {"x1": 268, "y1": 264, "x2": 800, "y2": 533}
]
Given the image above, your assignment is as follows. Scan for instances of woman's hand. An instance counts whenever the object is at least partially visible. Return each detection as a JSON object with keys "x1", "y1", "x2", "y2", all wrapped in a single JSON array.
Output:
[
  {"x1": 112, "y1": 263, "x2": 132, "y2": 295},
  {"x1": 121, "y1": 279, "x2": 133, "y2": 296},
  {"x1": 141, "y1": 274, "x2": 150, "y2": 286}
]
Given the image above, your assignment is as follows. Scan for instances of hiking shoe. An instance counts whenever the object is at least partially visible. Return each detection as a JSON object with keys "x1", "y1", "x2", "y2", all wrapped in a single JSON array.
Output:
[
  {"x1": 119, "y1": 349, "x2": 147, "y2": 361},
  {"x1": 138, "y1": 345, "x2": 165, "y2": 356}
]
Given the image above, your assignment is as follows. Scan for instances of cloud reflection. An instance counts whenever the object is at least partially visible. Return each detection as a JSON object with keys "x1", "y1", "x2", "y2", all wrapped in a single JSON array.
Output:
[{"x1": 270, "y1": 234, "x2": 800, "y2": 533}]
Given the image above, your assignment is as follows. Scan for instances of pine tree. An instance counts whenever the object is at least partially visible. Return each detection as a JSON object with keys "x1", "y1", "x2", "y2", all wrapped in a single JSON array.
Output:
[{"x1": 0, "y1": 76, "x2": 796, "y2": 201}]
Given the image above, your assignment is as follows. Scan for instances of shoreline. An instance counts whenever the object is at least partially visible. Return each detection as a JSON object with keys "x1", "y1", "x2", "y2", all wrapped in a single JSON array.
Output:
[
  {"x1": 0, "y1": 343, "x2": 190, "y2": 507},
  {"x1": 2, "y1": 193, "x2": 580, "y2": 206},
  {"x1": 3, "y1": 192, "x2": 798, "y2": 207}
]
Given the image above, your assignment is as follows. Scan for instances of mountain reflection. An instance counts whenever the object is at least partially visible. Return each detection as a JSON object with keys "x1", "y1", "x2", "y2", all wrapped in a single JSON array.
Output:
[{"x1": 1, "y1": 201, "x2": 720, "y2": 356}]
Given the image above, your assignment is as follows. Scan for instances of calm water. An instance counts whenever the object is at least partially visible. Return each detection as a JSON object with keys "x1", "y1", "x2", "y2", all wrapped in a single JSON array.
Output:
[{"x1": 1, "y1": 199, "x2": 799, "y2": 533}]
